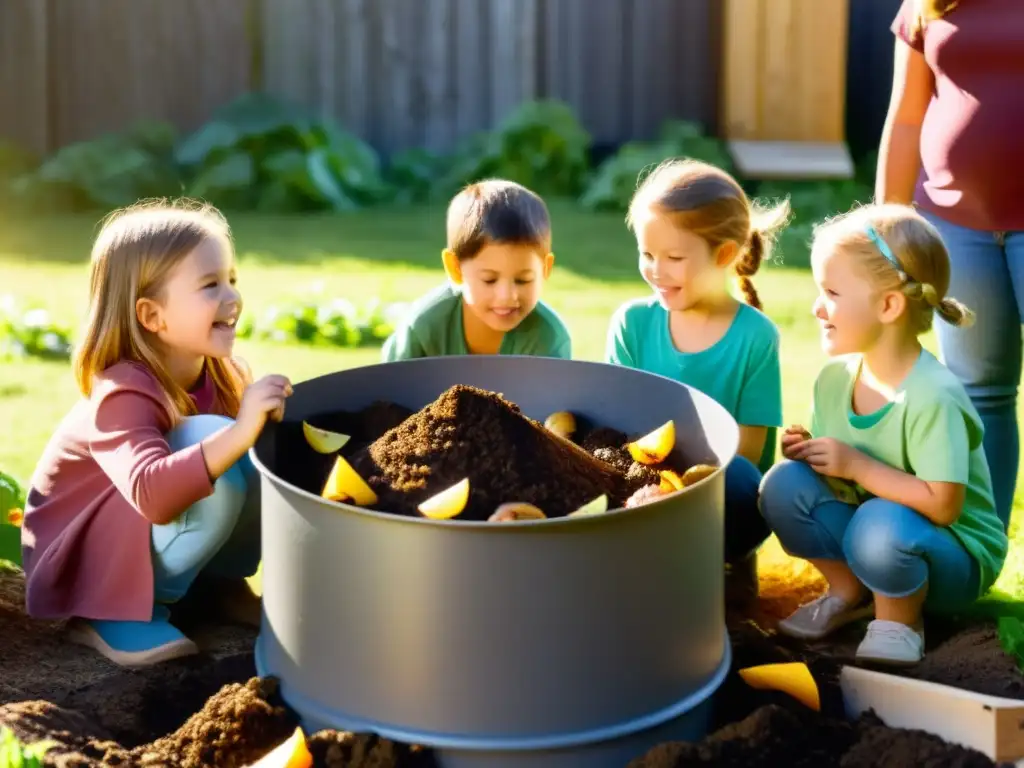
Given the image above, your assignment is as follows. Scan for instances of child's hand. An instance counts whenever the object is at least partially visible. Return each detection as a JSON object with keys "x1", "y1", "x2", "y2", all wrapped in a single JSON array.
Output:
[
  {"x1": 788, "y1": 437, "x2": 862, "y2": 481},
  {"x1": 781, "y1": 424, "x2": 812, "y2": 459},
  {"x1": 237, "y1": 374, "x2": 293, "y2": 442}
]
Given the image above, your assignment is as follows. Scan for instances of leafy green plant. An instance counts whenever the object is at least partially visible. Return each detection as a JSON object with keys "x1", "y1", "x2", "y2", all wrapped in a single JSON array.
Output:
[
  {"x1": 0, "y1": 726, "x2": 52, "y2": 767},
  {"x1": 435, "y1": 100, "x2": 592, "y2": 198},
  {"x1": 176, "y1": 92, "x2": 390, "y2": 212},
  {"x1": 237, "y1": 291, "x2": 406, "y2": 349},
  {"x1": 580, "y1": 120, "x2": 734, "y2": 212},
  {"x1": 0, "y1": 295, "x2": 73, "y2": 361},
  {"x1": 0, "y1": 471, "x2": 25, "y2": 519},
  {"x1": 9, "y1": 120, "x2": 182, "y2": 211},
  {"x1": 0, "y1": 472, "x2": 24, "y2": 567}
]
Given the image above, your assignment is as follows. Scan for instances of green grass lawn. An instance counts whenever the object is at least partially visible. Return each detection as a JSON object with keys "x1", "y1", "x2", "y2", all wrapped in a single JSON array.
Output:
[{"x1": 2, "y1": 200, "x2": 1023, "y2": 602}]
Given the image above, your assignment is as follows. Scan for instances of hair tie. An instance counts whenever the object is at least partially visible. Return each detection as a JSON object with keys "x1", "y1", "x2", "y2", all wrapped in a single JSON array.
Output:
[{"x1": 921, "y1": 283, "x2": 939, "y2": 307}]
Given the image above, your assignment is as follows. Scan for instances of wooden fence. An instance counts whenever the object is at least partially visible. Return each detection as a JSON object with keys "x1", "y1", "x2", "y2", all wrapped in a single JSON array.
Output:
[{"x1": 0, "y1": 0, "x2": 720, "y2": 157}]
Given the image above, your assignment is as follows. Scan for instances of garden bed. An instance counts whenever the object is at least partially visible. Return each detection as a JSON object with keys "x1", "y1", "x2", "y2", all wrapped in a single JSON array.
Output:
[
  {"x1": 3, "y1": 389, "x2": 1022, "y2": 766},
  {"x1": 1, "y1": 560, "x2": 1020, "y2": 767}
]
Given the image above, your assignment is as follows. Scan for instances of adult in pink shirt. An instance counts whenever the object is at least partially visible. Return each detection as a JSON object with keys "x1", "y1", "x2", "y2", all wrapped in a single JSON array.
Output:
[
  {"x1": 22, "y1": 200, "x2": 291, "y2": 667},
  {"x1": 876, "y1": 0, "x2": 1024, "y2": 531}
]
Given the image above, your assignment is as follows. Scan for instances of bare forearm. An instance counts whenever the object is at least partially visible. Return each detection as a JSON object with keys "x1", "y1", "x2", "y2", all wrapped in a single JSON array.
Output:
[
  {"x1": 876, "y1": 122, "x2": 923, "y2": 205},
  {"x1": 849, "y1": 453, "x2": 959, "y2": 525},
  {"x1": 200, "y1": 422, "x2": 258, "y2": 480}
]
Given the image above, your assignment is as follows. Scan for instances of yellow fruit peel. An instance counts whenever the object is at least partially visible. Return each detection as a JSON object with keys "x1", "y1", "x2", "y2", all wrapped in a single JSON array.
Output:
[
  {"x1": 627, "y1": 421, "x2": 675, "y2": 464},
  {"x1": 418, "y1": 478, "x2": 470, "y2": 520},
  {"x1": 302, "y1": 421, "x2": 351, "y2": 454},
  {"x1": 490, "y1": 502, "x2": 547, "y2": 522},
  {"x1": 659, "y1": 470, "x2": 684, "y2": 492},
  {"x1": 246, "y1": 726, "x2": 313, "y2": 768},
  {"x1": 321, "y1": 456, "x2": 378, "y2": 507},
  {"x1": 681, "y1": 464, "x2": 718, "y2": 487},
  {"x1": 543, "y1": 411, "x2": 577, "y2": 438},
  {"x1": 567, "y1": 494, "x2": 609, "y2": 517},
  {"x1": 738, "y1": 662, "x2": 821, "y2": 712}
]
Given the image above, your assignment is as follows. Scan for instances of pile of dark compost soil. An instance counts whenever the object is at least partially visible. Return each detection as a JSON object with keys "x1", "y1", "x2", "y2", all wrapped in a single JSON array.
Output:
[{"x1": 286, "y1": 385, "x2": 683, "y2": 521}]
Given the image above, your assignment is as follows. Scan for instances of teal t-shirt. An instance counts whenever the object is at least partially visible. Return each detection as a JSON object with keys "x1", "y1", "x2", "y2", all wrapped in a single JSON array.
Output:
[
  {"x1": 810, "y1": 350, "x2": 1008, "y2": 596},
  {"x1": 604, "y1": 297, "x2": 783, "y2": 473},
  {"x1": 382, "y1": 282, "x2": 572, "y2": 361}
]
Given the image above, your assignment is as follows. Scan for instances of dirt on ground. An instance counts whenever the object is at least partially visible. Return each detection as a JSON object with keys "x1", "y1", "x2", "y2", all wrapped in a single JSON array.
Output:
[
  {"x1": 4, "y1": 392, "x2": 1023, "y2": 766},
  {"x1": 3, "y1": 559, "x2": 1021, "y2": 767}
]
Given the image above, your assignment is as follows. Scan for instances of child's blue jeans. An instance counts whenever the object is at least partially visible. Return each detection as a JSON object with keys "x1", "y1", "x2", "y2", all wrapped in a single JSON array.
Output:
[
  {"x1": 921, "y1": 209, "x2": 1024, "y2": 533},
  {"x1": 152, "y1": 413, "x2": 261, "y2": 602},
  {"x1": 758, "y1": 459, "x2": 980, "y2": 613},
  {"x1": 725, "y1": 455, "x2": 770, "y2": 562}
]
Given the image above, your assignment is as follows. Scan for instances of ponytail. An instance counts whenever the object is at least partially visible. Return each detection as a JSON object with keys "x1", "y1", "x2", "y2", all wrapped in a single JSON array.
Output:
[
  {"x1": 920, "y1": 283, "x2": 975, "y2": 328},
  {"x1": 734, "y1": 230, "x2": 764, "y2": 310}
]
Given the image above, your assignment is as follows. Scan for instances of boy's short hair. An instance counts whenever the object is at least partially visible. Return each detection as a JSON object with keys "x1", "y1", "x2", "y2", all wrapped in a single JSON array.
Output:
[{"x1": 445, "y1": 179, "x2": 552, "y2": 260}]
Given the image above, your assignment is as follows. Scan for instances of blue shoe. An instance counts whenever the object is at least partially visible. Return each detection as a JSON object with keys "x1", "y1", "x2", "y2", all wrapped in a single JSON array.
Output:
[{"x1": 67, "y1": 604, "x2": 198, "y2": 667}]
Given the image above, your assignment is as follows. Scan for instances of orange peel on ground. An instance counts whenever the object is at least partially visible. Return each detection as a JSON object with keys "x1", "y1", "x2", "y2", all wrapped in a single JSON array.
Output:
[
  {"x1": 738, "y1": 662, "x2": 821, "y2": 711},
  {"x1": 246, "y1": 726, "x2": 312, "y2": 768}
]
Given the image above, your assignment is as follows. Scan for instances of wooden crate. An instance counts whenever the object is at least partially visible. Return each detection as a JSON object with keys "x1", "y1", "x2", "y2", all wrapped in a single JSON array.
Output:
[{"x1": 721, "y1": 0, "x2": 853, "y2": 179}]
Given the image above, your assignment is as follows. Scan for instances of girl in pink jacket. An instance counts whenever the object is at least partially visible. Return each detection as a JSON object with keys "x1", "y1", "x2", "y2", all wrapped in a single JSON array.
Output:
[{"x1": 22, "y1": 199, "x2": 291, "y2": 667}]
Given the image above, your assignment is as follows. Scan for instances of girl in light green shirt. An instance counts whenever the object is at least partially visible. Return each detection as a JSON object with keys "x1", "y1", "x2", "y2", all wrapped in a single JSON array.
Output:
[{"x1": 760, "y1": 203, "x2": 1008, "y2": 666}]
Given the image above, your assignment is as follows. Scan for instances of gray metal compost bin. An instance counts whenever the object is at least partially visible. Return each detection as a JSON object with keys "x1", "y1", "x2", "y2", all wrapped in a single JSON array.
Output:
[{"x1": 251, "y1": 355, "x2": 736, "y2": 768}]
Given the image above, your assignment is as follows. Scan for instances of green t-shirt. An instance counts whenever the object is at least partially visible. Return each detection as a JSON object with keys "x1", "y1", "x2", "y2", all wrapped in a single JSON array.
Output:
[
  {"x1": 604, "y1": 297, "x2": 783, "y2": 473},
  {"x1": 810, "y1": 350, "x2": 1008, "y2": 595},
  {"x1": 381, "y1": 282, "x2": 572, "y2": 361}
]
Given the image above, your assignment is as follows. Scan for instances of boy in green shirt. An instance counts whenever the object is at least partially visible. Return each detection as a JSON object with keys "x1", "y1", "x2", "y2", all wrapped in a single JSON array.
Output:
[
  {"x1": 760, "y1": 204, "x2": 1008, "y2": 665},
  {"x1": 382, "y1": 179, "x2": 571, "y2": 361}
]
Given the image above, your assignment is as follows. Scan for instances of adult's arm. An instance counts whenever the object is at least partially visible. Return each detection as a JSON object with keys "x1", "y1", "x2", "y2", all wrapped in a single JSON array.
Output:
[{"x1": 875, "y1": 38, "x2": 935, "y2": 205}]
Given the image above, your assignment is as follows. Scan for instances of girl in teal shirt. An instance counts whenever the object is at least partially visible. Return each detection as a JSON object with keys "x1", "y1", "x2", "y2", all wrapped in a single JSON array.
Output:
[{"x1": 605, "y1": 158, "x2": 790, "y2": 603}]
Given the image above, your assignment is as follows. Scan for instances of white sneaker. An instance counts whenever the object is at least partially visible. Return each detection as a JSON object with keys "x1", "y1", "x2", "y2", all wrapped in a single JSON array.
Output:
[
  {"x1": 855, "y1": 620, "x2": 924, "y2": 665},
  {"x1": 777, "y1": 593, "x2": 874, "y2": 640}
]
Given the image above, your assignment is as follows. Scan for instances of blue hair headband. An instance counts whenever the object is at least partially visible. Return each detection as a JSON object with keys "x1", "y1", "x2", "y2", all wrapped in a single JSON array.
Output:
[{"x1": 865, "y1": 224, "x2": 904, "y2": 275}]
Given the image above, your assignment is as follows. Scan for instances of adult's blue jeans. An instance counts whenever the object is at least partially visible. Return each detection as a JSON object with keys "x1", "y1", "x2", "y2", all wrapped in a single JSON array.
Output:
[{"x1": 922, "y1": 209, "x2": 1024, "y2": 532}]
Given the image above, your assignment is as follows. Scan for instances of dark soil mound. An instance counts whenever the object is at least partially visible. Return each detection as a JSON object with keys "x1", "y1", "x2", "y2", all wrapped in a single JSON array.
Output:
[
  {"x1": 307, "y1": 730, "x2": 435, "y2": 768},
  {"x1": 348, "y1": 385, "x2": 629, "y2": 520}
]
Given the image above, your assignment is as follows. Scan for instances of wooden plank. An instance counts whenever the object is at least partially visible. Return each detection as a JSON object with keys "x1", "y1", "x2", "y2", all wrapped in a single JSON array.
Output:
[
  {"x1": 727, "y1": 140, "x2": 854, "y2": 179},
  {"x1": 261, "y1": 0, "x2": 315, "y2": 110},
  {"x1": 840, "y1": 665, "x2": 1024, "y2": 765},
  {"x1": 49, "y1": 0, "x2": 251, "y2": 148},
  {"x1": 336, "y1": 0, "x2": 373, "y2": 139},
  {"x1": 454, "y1": 0, "x2": 489, "y2": 140},
  {"x1": 421, "y1": 0, "x2": 456, "y2": 152},
  {"x1": 760, "y1": 0, "x2": 796, "y2": 140},
  {"x1": 489, "y1": 0, "x2": 538, "y2": 125},
  {"x1": 0, "y1": 0, "x2": 49, "y2": 153},
  {"x1": 721, "y1": 0, "x2": 762, "y2": 140},
  {"x1": 807, "y1": 0, "x2": 849, "y2": 143}
]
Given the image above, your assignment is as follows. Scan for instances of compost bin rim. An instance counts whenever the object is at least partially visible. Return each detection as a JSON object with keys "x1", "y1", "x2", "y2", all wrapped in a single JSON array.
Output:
[{"x1": 248, "y1": 355, "x2": 740, "y2": 528}]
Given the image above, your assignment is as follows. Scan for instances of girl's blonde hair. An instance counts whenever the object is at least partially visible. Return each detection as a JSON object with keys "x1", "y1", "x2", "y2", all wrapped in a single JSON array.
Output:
[
  {"x1": 626, "y1": 158, "x2": 791, "y2": 310},
  {"x1": 812, "y1": 203, "x2": 975, "y2": 334},
  {"x1": 909, "y1": 0, "x2": 961, "y2": 40},
  {"x1": 73, "y1": 198, "x2": 247, "y2": 421}
]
